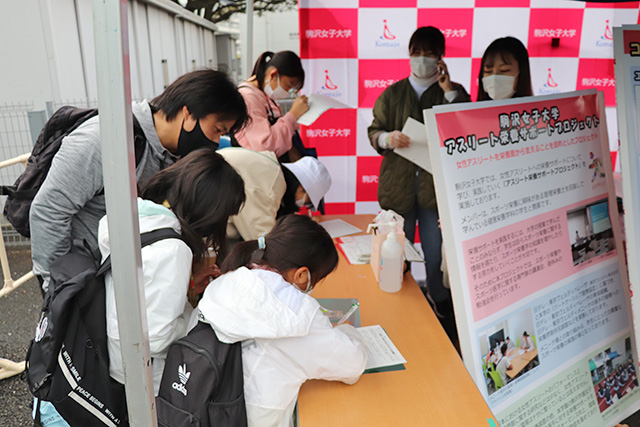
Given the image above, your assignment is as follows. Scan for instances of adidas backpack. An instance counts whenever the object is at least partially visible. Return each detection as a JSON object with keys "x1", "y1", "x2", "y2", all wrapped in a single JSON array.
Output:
[
  {"x1": 156, "y1": 320, "x2": 247, "y2": 427},
  {"x1": 26, "y1": 228, "x2": 185, "y2": 427},
  {"x1": 0, "y1": 105, "x2": 146, "y2": 237}
]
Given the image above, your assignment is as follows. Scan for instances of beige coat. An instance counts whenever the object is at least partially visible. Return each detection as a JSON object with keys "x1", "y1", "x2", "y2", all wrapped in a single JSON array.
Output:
[{"x1": 218, "y1": 148, "x2": 286, "y2": 241}]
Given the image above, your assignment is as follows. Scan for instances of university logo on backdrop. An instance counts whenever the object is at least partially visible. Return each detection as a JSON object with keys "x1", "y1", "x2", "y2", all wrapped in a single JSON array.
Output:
[
  {"x1": 356, "y1": 156, "x2": 383, "y2": 202},
  {"x1": 380, "y1": 19, "x2": 398, "y2": 43},
  {"x1": 417, "y1": 8, "x2": 473, "y2": 57},
  {"x1": 357, "y1": 8, "x2": 417, "y2": 59},
  {"x1": 598, "y1": 19, "x2": 614, "y2": 47},
  {"x1": 530, "y1": 58, "x2": 578, "y2": 97},
  {"x1": 319, "y1": 69, "x2": 343, "y2": 99},
  {"x1": 579, "y1": 9, "x2": 640, "y2": 59},
  {"x1": 527, "y1": 8, "x2": 584, "y2": 57},
  {"x1": 577, "y1": 58, "x2": 616, "y2": 106},
  {"x1": 299, "y1": 8, "x2": 358, "y2": 59},
  {"x1": 302, "y1": 59, "x2": 358, "y2": 107},
  {"x1": 538, "y1": 67, "x2": 560, "y2": 95},
  {"x1": 301, "y1": 109, "x2": 357, "y2": 156}
]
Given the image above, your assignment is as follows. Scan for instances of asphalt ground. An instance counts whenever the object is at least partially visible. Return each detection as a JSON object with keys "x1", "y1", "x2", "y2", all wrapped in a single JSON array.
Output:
[
  {"x1": 2, "y1": 247, "x2": 640, "y2": 426},
  {"x1": 0, "y1": 248, "x2": 42, "y2": 426}
]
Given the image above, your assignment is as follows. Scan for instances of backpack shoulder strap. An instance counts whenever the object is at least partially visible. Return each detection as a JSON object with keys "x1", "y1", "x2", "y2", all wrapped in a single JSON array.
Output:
[
  {"x1": 34, "y1": 107, "x2": 99, "y2": 156},
  {"x1": 96, "y1": 228, "x2": 186, "y2": 276}
]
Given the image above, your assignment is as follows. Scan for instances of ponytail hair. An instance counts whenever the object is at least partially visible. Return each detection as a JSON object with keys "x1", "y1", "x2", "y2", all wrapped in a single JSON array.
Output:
[
  {"x1": 221, "y1": 215, "x2": 338, "y2": 288},
  {"x1": 251, "y1": 50, "x2": 305, "y2": 91},
  {"x1": 140, "y1": 149, "x2": 246, "y2": 264}
]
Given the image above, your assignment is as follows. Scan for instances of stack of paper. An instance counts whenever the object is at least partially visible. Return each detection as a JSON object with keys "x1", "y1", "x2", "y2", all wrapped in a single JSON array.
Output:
[
  {"x1": 337, "y1": 234, "x2": 425, "y2": 265},
  {"x1": 320, "y1": 219, "x2": 362, "y2": 239},
  {"x1": 337, "y1": 235, "x2": 372, "y2": 264}
]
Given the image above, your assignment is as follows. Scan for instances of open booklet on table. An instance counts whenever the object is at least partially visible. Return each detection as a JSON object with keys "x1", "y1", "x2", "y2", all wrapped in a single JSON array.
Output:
[{"x1": 317, "y1": 298, "x2": 406, "y2": 373}]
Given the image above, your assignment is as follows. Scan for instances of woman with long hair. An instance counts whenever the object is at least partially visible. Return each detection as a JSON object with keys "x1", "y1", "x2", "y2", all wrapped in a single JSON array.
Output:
[{"x1": 477, "y1": 37, "x2": 533, "y2": 101}]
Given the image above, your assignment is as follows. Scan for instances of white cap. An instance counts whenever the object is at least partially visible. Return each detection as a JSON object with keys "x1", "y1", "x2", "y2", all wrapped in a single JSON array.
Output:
[{"x1": 282, "y1": 157, "x2": 331, "y2": 211}]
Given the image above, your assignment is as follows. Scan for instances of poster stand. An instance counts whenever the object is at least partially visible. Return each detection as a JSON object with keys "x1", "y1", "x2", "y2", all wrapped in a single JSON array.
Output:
[{"x1": 425, "y1": 90, "x2": 639, "y2": 426}]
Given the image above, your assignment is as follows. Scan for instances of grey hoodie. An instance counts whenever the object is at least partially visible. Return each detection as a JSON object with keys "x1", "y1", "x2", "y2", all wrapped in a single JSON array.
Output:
[{"x1": 30, "y1": 101, "x2": 177, "y2": 288}]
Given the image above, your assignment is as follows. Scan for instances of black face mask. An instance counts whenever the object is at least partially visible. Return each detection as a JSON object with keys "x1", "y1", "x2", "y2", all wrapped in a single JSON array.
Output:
[{"x1": 177, "y1": 119, "x2": 217, "y2": 157}]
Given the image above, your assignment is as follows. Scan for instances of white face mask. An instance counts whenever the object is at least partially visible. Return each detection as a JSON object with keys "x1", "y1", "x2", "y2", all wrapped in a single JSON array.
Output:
[
  {"x1": 410, "y1": 56, "x2": 439, "y2": 80},
  {"x1": 482, "y1": 74, "x2": 517, "y2": 100},
  {"x1": 264, "y1": 74, "x2": 290, "y2": 100},
  {"x1": 295, "y1": 197, "x2": 306, "y2": 209}
]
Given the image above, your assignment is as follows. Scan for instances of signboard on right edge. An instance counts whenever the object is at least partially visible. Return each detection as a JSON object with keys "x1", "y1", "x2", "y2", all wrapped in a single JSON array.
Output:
[
  {"x1": 615, "y1": 24, "x2": 640, "y2": 371},
  {"x1": 425, "y1": 90, "x2": 639, "y2": 426}
]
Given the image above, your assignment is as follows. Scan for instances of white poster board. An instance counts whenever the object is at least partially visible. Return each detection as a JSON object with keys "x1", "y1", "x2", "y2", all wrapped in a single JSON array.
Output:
[{"x1": 425, "y1": 90, "x2": 638, "y2": 426}]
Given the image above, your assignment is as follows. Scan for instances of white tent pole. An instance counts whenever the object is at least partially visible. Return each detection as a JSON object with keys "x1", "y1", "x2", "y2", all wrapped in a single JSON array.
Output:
[
  {"x1": 244, "y1": 0, "x2": 254, "y2": 78},
  {"x1": 92, "y1": 1, "x2": 157, "y2": 426}
]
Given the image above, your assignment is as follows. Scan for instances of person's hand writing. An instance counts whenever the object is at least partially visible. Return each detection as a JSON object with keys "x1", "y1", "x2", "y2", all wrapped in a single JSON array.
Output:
[
  {"x1": 388, "y1": 130, "x2": 411, "y2": 148},
  {"x1": 290, "y1": 94, "x2": 310, "y2": 119},
  {"x1": 437, "y1": 60, "x2": 454, "y2": 93}
]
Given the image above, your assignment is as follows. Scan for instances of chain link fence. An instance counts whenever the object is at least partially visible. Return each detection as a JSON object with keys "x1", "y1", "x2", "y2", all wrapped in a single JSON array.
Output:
[{"x1": 0, "y1": 102, "x2": 36, "y2": 246}]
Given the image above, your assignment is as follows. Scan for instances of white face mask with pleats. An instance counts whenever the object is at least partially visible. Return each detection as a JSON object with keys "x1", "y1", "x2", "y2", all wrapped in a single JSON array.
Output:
[
  {"x1": 264, "y1": 74, "x2": 290, "y2": 100},
  {"x1": 482, "y1": 74, "x2": 517, "y2": 100},
  {"x1": 410, "y1": 56, "x2": 439, "y2": 80}
]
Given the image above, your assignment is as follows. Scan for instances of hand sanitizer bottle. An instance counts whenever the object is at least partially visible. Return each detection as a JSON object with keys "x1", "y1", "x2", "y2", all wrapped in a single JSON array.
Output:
[{"x1": 379, "y1": 232, "x2": 403, "y2": 293}]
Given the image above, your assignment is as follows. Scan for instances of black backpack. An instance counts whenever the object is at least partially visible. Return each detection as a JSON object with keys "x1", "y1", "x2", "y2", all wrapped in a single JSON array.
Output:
[
  {"x1": 26, "y1": 228, "x2": 185, "y2": 427},
  {"x1": 156, "y1": 321, "x2": 247, "y2": 427},
  {"x1": 0, "y1": 106, "x2": 147, "y2": 237}
]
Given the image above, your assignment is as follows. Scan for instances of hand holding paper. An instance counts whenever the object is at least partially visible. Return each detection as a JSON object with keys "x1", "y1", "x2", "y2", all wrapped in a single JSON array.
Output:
[
  {"x1": 394, "y1": 117, "x2": 432, "y2": 173},
  {"x1": 297, "y1": 94, "x2": 350, "y2": 126},
  {"x1": 388, "y1": 131, "x2": 411, "y2": 148}
]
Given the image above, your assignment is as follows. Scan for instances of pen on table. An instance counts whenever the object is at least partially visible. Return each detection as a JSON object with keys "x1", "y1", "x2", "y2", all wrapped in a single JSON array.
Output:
[{"x1": 337, "y1": 302, "x2": 359, "y2": 325}]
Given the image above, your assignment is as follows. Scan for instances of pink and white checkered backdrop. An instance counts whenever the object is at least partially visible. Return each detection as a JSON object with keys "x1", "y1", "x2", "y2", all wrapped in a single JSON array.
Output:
[{"x1": 298, "y1": 0, "x2": 639, "y2": 215}]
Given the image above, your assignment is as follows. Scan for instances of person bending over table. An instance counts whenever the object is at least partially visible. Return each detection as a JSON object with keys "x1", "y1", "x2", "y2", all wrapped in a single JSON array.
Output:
[
  {"x1": 195, "y1": 215, "x2": 367, "y2": 427},
  {"x1": 218, "y1": 148, "x2": 331, "y2": 241}
]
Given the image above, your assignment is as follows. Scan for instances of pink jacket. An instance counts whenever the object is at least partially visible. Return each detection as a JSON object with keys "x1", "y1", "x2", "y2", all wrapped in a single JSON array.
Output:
[{"x1": 235, "y1": 84, "x2": 299, "y2": 157}]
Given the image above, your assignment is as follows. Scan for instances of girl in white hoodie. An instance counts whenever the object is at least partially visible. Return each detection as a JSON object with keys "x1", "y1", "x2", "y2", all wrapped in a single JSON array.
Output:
[
  {"x1": 101, "y1": 149, "x2": 246, "y2": 395},
  {"x1": 196, "y1": 214, "x2": 368, "y2": 427}
]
